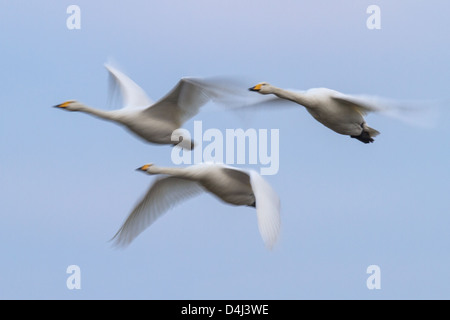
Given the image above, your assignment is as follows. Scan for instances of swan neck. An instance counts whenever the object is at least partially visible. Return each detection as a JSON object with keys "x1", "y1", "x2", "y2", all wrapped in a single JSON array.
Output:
[
  {"x1": 272, "y1": 87, "x2": 311, "y2": 106},
  {"x1": 78, "y1": 105, "x2": 118, "y2": 121},
  {"x1": 149, "y1": 167, "x2": 196, "y2": 179}
]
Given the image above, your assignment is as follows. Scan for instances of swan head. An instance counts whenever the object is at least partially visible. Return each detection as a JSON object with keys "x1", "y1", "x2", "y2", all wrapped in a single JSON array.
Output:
[
  {"x1": 136, "y1": 163, "x2": 156, "y2": 174},
  {"x1": 54, "y1": 100, "x2": 85, "y2": 111},
  {"x1": 249, "y1": 82, "x2": 272, "y2": 95}
]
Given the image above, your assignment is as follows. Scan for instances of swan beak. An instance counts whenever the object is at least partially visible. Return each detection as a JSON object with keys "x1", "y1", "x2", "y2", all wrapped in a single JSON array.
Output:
[
  {"x1": 136, "y1": 164, "x2": 152, "y2": 172},
  {"x1": 249, "y1": 84, "x2": 262, "y2": 92},
  {"x1": 53, "y1": 101, "x2": 71, "y2": 108}
]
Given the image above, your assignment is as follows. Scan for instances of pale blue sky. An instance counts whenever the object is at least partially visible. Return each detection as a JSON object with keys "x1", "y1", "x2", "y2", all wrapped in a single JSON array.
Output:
[{"x1": 1, "y1": 0, "x2": 450, "y2": 299}]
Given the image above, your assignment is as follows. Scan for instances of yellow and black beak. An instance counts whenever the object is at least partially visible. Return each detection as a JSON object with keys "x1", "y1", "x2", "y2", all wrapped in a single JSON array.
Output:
[
  {"x1": 53, "y1": 101, "x2": 72, "y2": 108},
  {"x1": 136, "y1": 164, "x2": 152, "y2": 172},
  {"x1": 249, "y1": 84, "x2": 262, "y2": 92}
]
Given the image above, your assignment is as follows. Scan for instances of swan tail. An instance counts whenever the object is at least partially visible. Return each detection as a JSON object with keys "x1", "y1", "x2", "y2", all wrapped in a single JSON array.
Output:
[{"x1": 366, "y1": 126, "x2": 380, "y2": 138}]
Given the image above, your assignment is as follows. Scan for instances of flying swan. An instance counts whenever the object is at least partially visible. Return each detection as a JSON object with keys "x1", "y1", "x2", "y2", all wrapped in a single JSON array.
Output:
[
  {"x1": 249, "y1": 82, "x2": 435, "y2": 143},
  {"x1": 111, "y1": 163, "x2": 281, "y2": 249},
  {"x1": 54, "y1": 64, "x2": 230, "y2": 149}
]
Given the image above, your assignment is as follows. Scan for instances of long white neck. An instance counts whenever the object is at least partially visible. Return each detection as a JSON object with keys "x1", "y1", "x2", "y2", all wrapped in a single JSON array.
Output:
[
  {"x1": 77, "y1": 104, "x2": 120, "y2": 122},
  {"x1": 147, "y1": 166, "x2": 200, "y2": 180},
  {"x1": 270, "y1": 86, "x2": 313, "y2": 107}
]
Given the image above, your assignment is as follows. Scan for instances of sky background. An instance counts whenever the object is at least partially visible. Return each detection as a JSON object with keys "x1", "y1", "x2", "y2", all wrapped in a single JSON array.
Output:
[{"x1": 1, "y1": 0, "x2": 450, "y2": 300}]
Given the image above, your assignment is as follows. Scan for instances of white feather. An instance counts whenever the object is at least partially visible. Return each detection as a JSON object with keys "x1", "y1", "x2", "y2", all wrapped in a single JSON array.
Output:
[
  {"x1": 104, "y1": 63, "x2": 154, "y2": 109},
  {"x1": 249, "y1": 170, "x2": 281, "y2": 249},
  {"x1": 111, "y1": 177, "x2": 203, "y2": 247}
]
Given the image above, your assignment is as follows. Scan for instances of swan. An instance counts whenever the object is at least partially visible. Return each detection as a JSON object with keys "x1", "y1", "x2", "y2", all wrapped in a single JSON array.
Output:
[
  {"x1": 111, "y1": 163, "x2": 281, "y2": 249},
  {"x1": 54, "y1": 64, "x2": 228, "y2": 149},
  {"x1": 249, "y1": 82, "x2": 434, "y2": 143}
]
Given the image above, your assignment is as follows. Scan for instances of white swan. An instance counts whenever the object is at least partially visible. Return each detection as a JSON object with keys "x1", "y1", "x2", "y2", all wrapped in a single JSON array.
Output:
[
  {"x1": 249, "y1": 82, "x2": 434, "y2": 143},
  {"x1": 111, "y1": 163, "x2": 281, "y2": 249},
  {"x1": 54, "y1": 64, "x2": 227, "y2": 149}
]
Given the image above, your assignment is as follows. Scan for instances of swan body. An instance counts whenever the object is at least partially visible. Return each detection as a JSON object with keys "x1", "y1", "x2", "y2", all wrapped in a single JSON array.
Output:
[
  {"x1": 249, "y1": 83, "x2": 382, "y2": 143},
  {"x1": 55, "y1": 64, "x2": 225, "y2": 149},
  {"x1": 112, "y1": 163, "x2": 281, "y2": 249}
]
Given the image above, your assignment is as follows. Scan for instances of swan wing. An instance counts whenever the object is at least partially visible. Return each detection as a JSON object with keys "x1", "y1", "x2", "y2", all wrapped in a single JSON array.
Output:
[
  {"x1": 332, "y1": 92, "x2": 403, "y2": 115},
  {"x1": 111, "y1": 176, "x2": 203, "y2": 247},
  {"x1": 104, "y1": 63, "x2": 154, "y2": 109},
  {"x1": 220, "y1": 167, "x2": 252, "y2": 186},
  {"x1": 331, "y1": 93, "x2": 438, "y2": 127},
  {"x1": 143, "y1": 77, "x2": 245, "y2": 127},
  {"x1": 249, "y1": 170, "x2": 281, "y2": 249},
  {"x1": 143, "y1": 78, "x2": 210, "y2": 128}
]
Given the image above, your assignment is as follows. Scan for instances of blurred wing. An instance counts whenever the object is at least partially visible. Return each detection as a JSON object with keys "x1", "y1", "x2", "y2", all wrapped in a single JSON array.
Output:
[
  {"x1": 143, "y1": 77, "x2": 291, "y2": 127},
  {"x1": 249, "y1": 170, "x2": 281, "y2": 249},
  {"x1": 104, "y1": 63, "x2": 154, "y2": 109},
  {"x1": 240, "y1": 94, "x2": 298, "y2": 109},
  {"x1": 332, "y1": 93, "x2": 439, "y2": 127},
  {"x1": 221, "y1": 167, "x2": 252, "y2": 186},
  {"x1": 111, "y1": 177, "x2": 203, "y2": 247},
  {"x1": 212, "y1": 83, "x2": 300, "y2": 126},
  {"x1": 143, "y1": 78, "x2": 213, "y2": 128}
]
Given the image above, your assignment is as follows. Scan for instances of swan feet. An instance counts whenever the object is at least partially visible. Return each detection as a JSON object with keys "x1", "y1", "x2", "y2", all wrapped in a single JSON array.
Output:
[{"x1": 351, "y1": 131, "x2": 374, "y2": 144}]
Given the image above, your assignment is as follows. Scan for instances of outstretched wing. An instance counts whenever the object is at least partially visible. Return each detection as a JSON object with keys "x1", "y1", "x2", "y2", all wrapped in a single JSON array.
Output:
[
  {"x1": 111, "y1": 177, "x2": 204, "y2": 247},
  {"x1": 332, "y1": 92, "x2": 439, "y2": 127},
  {"x1": 104, "y1": 63, "x2": 154, "y2": 109},
  {"x1": 248, "y1": 170, "x2": 281, "y2": 249},
  {"x1": 144, "y1": 77, "x2": 226, "y2": 128},
  {"x1": 143, "y1": 77, "x2": 270, "y2": 128}
]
